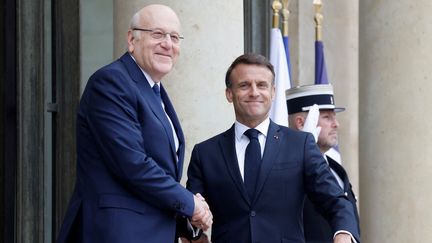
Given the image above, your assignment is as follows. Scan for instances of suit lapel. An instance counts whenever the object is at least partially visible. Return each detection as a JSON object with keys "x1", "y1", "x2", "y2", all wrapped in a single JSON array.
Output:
[
  {"x1": 120, "y1": 53, "x2": 179, "y2": 172},
  {"x1": 327, "y1": 156, "x2": 349, "y2": 190},
  {"x1": 219, "y1": 125, "x2": 251, "y2": 205},
  {"x1": 161, "y1": 84, "x2": 185, "y2": 179},
  {"x1": 253, "y1": 121, "x2": 282, "y2": 202}
]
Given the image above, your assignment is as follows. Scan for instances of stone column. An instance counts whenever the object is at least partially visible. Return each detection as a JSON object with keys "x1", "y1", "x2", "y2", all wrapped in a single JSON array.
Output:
[
  {"x1": 294, "y1": 0, "x2": 360, "y2": 195},
  {"x1": 360, "y1": 1, "x2": 432, "y2": 242},
  {"x1": 113, "y1": 0, "x2": 244, "y2": 183}
]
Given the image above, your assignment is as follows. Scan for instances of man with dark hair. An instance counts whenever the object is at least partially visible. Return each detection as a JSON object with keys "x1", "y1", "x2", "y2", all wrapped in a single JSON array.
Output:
[{"x1": 186, "y1": 53, "x2": 360, "y2": 243}]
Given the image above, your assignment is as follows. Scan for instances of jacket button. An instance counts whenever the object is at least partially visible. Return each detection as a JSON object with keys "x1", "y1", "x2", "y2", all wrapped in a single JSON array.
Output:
[
  {"x1": 173, "y1": 201, "x2": 182, "y2": 210},
  {"x1": 250, "y1": 211, "x2": 256, "y2": 217}
]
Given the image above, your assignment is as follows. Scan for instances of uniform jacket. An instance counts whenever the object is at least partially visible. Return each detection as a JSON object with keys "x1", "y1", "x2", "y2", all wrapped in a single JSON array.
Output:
[
  {"x1": 56, "y1": 53, "x2": 194, "y2": 243},
  {"x1": 187, "y1": 121, "x2": 360, "y2": 243},
  {"x1": 303, "y1": 156, "x2": 360, "y2": 243}
]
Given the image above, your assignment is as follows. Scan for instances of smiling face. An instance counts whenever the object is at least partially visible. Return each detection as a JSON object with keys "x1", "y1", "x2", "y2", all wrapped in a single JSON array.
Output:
[
  {"x1": 127, "y1": 5, "x2": 181, "y2": 81},
  {"x1": 225, "y1": 64, "x2": 275, "y2": 128}
]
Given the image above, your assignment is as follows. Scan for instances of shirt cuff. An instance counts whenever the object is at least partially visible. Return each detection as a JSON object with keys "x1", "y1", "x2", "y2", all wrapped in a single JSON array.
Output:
[
  {"x1": 186, "y1": 218, "x2": 202, "y2": 239},
  {"x1": 334, "y1": 230, "x2": 357, "y2": 243}
]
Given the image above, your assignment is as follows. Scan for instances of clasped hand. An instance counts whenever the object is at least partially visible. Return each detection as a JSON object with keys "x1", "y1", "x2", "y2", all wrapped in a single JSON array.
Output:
[
  {"x1": 191, "y1": 193, "x2": 213, "y2": 231},
  {"x1": 334, "y1": 232, "x2": 354, "y2": 243}
]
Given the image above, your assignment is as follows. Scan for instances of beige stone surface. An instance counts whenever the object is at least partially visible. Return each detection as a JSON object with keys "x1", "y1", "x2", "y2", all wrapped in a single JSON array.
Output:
[{"x1": 360, "y1": 1, "x2": 432, "y2": 242}]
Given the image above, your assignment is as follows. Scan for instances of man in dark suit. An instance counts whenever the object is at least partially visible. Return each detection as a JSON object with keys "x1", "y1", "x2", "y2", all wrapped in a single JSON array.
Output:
[
  {"x1": 56, "y1": 4, "x2": 211, "y2": 243},
  {"x1": 186, "y1": 53, "x2": 360, "y2": 243},
  {"x1": 286, "y1": 84, "x2": 360, "y2": 243}
]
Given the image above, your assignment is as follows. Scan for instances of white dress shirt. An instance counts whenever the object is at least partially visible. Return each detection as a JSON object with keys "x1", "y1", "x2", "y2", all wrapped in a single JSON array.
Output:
[{"x1": 234, "y1": 118, "x2": 270, "y2": 181}]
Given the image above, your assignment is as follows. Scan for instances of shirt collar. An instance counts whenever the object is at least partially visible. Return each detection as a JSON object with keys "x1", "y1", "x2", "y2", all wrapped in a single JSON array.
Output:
[
  {"x1": 234, "y1": 118, "x2": 270, "y2": 142},
  {"x1": 129, "y1": 53, "x2": 159, "y2": 88}
]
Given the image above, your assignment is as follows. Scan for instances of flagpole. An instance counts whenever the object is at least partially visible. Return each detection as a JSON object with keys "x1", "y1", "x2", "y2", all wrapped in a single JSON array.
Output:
[
  {"x1": 313, "y1": 0, "x2": 323, "y2": 41},
  {"x1": 272, "y1": 0, "x2": 282, "y2": 29},
  {"x1": 281, "y1": 0, "x2": 289, "y2": 37},
  {"x1": 281, "y1": 0, "x2": 292, "y2": 83},
  {"x1": 269, "y1": 0, "x2": 290, "y2": 126}
]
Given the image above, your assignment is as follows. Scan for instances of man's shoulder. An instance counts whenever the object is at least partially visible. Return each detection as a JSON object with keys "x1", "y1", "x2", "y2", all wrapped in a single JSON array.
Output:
[
  {"x1": 194, "y1": 126, "x2": 234, "y2": 147},
  {"x1": 93, "y1": 54, "x2": 129, "y2": 76},
  {"x1": 85, "y1": 53, "x2": 136, "y2": 87},
  {"x1": 271, "y1": 123, "x2": 309, "y2": 139}
]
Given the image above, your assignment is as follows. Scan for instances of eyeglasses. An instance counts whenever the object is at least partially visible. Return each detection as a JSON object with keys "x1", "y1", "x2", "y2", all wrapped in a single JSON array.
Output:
[{"x1": 132, "y1": 28, "x2": 184, "y2": 44}]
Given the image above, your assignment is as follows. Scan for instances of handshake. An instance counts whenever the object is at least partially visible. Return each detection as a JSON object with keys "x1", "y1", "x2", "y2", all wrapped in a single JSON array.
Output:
[
  {"x1": 179, "y1": 193, "x2": 212, "y2": 243},
  {"x1": 191, "y1": 193, "x2": 213, "y2": 231}
]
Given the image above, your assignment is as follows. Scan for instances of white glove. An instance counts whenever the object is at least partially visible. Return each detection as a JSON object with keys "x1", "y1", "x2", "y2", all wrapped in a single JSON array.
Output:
[{"x1": 301, "y1": 104, "x2": 321, "y2": 143}]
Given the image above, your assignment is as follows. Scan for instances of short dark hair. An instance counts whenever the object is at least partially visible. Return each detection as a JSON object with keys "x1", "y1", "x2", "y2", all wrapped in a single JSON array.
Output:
[{"x1": 225, "y1": 53, "x2": 275, "y2": 88}]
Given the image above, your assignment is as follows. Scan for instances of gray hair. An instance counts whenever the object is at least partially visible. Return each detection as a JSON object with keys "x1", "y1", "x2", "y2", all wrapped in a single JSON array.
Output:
[{"x1": 129, "y1": 11, "x2": 142, "y2": 39}]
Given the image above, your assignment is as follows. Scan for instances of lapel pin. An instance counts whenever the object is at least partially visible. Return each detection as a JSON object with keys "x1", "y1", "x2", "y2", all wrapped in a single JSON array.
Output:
[{"x1": 274, "y1": 135, "x2": 279, "y2": 139}]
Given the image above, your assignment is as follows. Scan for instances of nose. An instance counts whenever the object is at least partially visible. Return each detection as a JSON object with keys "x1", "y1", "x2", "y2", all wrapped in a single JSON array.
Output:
[
  {"x1": 333, "y1": 117, "x2": 340, "y2": 128},
  {"x1": 250, "y1": 83, "x2": 259, "y2": 96},
  {"x1": 163, "y1": 33, "x2": 173, "y2": 42},
  {"x1": 160, "y1": 34, "x2": 173, "y2": 47}
]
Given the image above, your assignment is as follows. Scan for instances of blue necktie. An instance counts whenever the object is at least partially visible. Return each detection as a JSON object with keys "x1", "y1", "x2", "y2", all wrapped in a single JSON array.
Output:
[
  {"x1": 244, "y1": 128, "x2": 261, "y2": 200},
  {"x1": 152, "y1": 84, "x2": 179, "y2": 160},
  {"x1": 152, "y1": 84, "x2": 162, "y2": 105}
]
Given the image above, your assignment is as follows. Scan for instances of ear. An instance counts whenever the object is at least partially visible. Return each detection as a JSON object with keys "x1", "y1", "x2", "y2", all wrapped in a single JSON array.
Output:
[
  {"x1": 225, "y1": 88, "x2": 233, "y2": 103},
  {"x1": 295, "y1": 115, "x2": 305, "y2": 130},
  {"x1": 127, "y1": 30, "x2": 135, "y2": 53}
]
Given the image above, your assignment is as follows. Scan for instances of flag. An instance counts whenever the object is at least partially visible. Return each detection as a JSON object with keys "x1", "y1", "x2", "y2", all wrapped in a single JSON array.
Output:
[
  {"x1": 315, "y1": 39, "x2": 342, "y2": 163},
  {"x1": 269, "y1": 28, "x2": 291, "y2": 127},
  {"x1": 282, "y1": 35, "x2": 292, "y2": 84},
  {"x1": 315, "y1": 40, "x2": 329, "y2": 84}
]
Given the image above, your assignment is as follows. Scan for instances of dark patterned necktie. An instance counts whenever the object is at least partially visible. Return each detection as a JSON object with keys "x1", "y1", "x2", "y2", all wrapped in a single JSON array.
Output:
[{"x1": 244, "y1": 128, "x2": 261, "y2": 200}]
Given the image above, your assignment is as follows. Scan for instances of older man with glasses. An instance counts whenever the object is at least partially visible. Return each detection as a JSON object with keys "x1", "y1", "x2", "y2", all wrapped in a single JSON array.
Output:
[{"x1": 56, "y1": 4, "x2": 211, "y2": 243}]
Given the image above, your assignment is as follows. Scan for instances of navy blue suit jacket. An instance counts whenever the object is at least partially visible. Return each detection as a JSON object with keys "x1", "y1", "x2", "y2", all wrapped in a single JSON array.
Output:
[
  {"x1": 303, "y1": 156, "x2": 360, "y2": 243},
  {"x1": 187, "y1": 121, "x2": 360, "y2": 243},
  {"x1": 57, "y1": 53, "x2": 194, "y2": 243}
]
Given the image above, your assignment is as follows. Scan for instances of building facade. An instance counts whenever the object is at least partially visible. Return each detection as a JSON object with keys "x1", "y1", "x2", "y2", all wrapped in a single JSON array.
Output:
[{"x1": 1, "y1": 0, "x2": 432, "y2": 242}]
